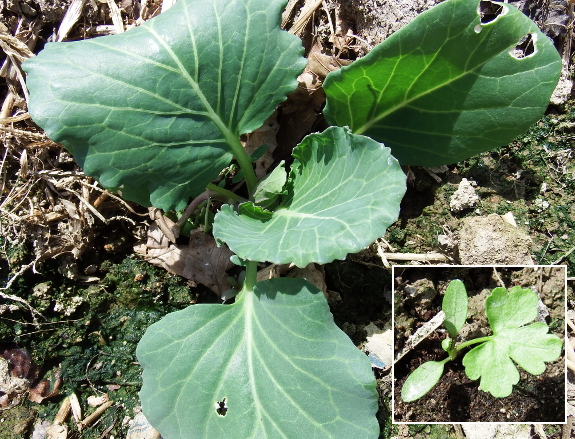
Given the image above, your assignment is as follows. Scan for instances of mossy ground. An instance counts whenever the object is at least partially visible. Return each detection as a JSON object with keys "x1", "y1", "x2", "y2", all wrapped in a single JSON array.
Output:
[
  {"x1": 0, "y1": 246, "x2": 392, "y2": 438},
  {"x1": 385, "y1": 101, "x2": 575, "y2": 275},
  {"x1": 0, "y1": 254, "x2": 220, "y2": 438}
]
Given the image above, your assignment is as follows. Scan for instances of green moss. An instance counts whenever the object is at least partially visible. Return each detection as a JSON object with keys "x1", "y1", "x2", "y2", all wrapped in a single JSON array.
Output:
[
  {"x1": 0, "y1": 253, "x2": 202, "y2": 438},
  {"x1": 0, "y1": 406, "x2": 37, "y2": 439}
]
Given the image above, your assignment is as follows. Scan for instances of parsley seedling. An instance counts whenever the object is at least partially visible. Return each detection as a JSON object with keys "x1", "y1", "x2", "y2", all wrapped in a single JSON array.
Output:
[{"x1": 401, "y1": 280, "x2": 563, "y2": 402}]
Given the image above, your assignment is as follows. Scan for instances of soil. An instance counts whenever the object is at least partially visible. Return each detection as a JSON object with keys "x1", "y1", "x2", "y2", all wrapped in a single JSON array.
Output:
[
  {"x1": 393, "y1": 266, "x2": 566, "y2": 423},
  {"x1": 0, "y1": 0, "x2": 574, "y2": 438}
]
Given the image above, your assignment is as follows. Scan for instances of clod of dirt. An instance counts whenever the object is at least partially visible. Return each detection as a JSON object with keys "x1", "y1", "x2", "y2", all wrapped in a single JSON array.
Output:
[
  {"x1": 0, "y1": 357, "x2": 29, "y2": 407},
  {"x1": 450, "y1": 178, "x2": 479, "y2": 212},
  {"x1": 126, "y1": 412, "x2": 161, "y2": 439},
  {"x1": 403, "y1": 278, "x2": 437, "y2": 316},
  {"x1": 461, "y1": 423, "x2": 532, "y2": 439},
  {"x1": 457, "y1": 288, "x2": 490, "y2": 341},
  {"x1": 457, "y1": 214, "x2": 534, "y2": 265},
  {"x1": 551, "y1": 70, "x2": 574, "y2": 105}
]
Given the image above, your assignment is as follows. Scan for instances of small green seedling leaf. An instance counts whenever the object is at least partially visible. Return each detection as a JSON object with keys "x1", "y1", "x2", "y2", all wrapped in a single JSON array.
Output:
[
  {"x1": 462, "y1": 286, "x2": 562, "y2": 398},
  {"x1": 252, "y1": 161, "x2": 287, "y2": 209},
  {"x1": 23, "y1": 0, "x2": 306, "y2": 210},
  {"x1": 401, "y1": 359, "x2": 449, "y2": 402},
  {"x1": 137, "y1": 278, "x2": 379, "y2": 439},
  {"x1": 486, "y1": 285, "x2": 537, "y2": 331},
  {"x1": 213, "y1": 126, "x2": 406, "y2": 267},
  {"x1": 323, "y1": 0, "x2": 561, "y2": 166},
  {"x1": 441, "y1": 336, "x2": 453, "y2": 353},
  {"x1": 443, "y1": 279, "x2": 468, "y2": 338}
]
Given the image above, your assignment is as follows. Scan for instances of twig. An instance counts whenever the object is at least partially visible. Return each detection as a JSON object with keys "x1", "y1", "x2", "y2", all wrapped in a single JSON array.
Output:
[
  {"x1": 62, "y1": 187, "x2": 108, "y2": 223},
  {"x1": 395, "y1": 310, "x2": 446, "y2": 363},
  {"x1": 492, "y1": 267, "x2": 505, "y2": 287},
  {"x1": 0, "y1": 139, "x2": 10, "y2": 196},
  {"x1": 53, "y1": 396, "x2": 71, "y2": 425},
  {"x1": 107, "y1": 0, "x2": 125, "y2": 33},
  {"x1": 451, "y1": 424, "x2": 464, "y2": 439},
  {"x1": 78, "y1": 180, "x2": 148, "y2": 216},
  {"x1": 281, "y1": 0, "x2": 300, "y2": 29},
  {"x1": 0, "y1": 113, "x2": 30, "y2": 124},
  {"x1": 0, "y1": 126, "x2": 46, "y2": 139},
  {"x1": 321, "y1": 0, "x2": 335, "y2": 37},
  {"x1": 289, "y1": 0, "x2": 322, "y2": 35},
  {"x1": 553, "y1": 246, "x2": 575, "y2": 265},
  {"x1": 56, "y1": 0, "x2": 86, "y2": 42},
  {"x1": 376, "y1": 246, "x2": 390, "y2": 268},
  {"x1": 78, "y1": 401, "x2": 114, "y2": 430},
  {"x1": 533, "y1": 424, "x2": 547, "y2": 439},
  {"x1": 0, "y1": 261, "x2": 43, "y2": 324},
  {"x1": 0, "y1": 93, "x2": 16, "y2": 120}
]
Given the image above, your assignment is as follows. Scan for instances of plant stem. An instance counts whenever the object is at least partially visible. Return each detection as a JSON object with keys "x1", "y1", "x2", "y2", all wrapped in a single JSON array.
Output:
[
  {"x1": 244, "y1": 260, "x2": 258, "y2": 292},
  {"x1": 227, "y1": 137, "x2": 258, "y2": 200},
  {"x1": 439, "y1": 356, "x2": 451, "y2": 366},
  {"x1": 203, "y1": 195, "x2": 212, "y2": 233},
  {"x1": 206, "y1": 183, "x2": 241, "y2": 203},
  {"x1": 453, "y1": 336, "x2": 493, "y2": 355},
  {"x1": 176, "y1": 194, "x2": 210, "y2": 227}
]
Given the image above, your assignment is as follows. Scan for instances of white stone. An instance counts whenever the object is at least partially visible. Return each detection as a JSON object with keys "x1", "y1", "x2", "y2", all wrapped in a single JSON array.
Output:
[{"x1": 450, "y1": 178, "x2": 479, "y2": 212}]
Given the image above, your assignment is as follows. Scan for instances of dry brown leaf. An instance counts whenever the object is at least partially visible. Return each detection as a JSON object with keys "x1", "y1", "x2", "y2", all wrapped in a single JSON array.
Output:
[
  {"x1": 307, "y1": 51, "x2": 351, "y2": 79},
  {"x1": 28, "y1": 370, "x2": 62, "y2": 403},
  {"x1": 242, "y1": 111, "x2": 279, "y2": 180},
  {"x1": 2, "y1": 348, "x2": 38, "y2": 381},
  {"x1": 136, "y1": 224, "x2": 234, "y2": 296},
  {"x1": 275, "y1": 49, "x2": 327, "y2": 159},
  {"x1": 287, "y1": 263, "x2": 327, "y2": 296}
]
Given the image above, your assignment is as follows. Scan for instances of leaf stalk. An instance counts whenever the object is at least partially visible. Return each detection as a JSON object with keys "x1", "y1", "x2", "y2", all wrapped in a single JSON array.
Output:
[
  {"x1": 243, "y1": 260, "x2": 258, "y2": 293},
  {"x1": 451, "y1": 336, "x2": 493, "y2": 356},
  {"x1": 226, "y1": 136, "x2": 258, "y2": 200}
]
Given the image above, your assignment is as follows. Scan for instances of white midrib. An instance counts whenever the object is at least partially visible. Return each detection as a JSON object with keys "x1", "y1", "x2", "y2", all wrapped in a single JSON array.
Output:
[
  {"x1": 244, "y1": 288, "x2": 263, "y2": 433},
  {"x1": 354, "y1": 34, "x2": 502, "y2": 135},
  {"x1": 355, "y1": 67, "x2": 477, "y2": 135},
  {"x1": 145, "y1": 26, "x2": 240, "y2": 151}
]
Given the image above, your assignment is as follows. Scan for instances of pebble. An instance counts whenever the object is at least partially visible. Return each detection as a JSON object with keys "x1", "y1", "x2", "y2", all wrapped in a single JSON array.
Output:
[{"x1": 126, "y1": 412, "x2": 162, "y2": 439}]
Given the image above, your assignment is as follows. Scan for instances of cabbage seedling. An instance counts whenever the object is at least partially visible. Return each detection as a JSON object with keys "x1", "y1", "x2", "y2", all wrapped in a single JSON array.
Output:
[
  {"x1": 401, "y1": 280, "x2": 563, "y2": 402},
  {"x1": 22, "y1": 0, "x2": 561, "y2": 436}
]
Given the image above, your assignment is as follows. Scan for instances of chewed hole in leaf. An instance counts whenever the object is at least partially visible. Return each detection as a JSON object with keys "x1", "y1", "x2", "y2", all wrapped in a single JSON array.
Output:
[
  {"x1": 478, "y1": 0, "x2": 505, "y2": 24},
  {"x1": 215, "y1": 398, "x2": 228, "y2": 417},
  {"x1": 510, "y1": 33, "x2": 536, "y2": 59}
]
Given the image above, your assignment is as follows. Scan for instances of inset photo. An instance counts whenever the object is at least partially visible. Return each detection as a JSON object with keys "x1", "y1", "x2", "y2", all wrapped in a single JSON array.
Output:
[{"x1": 392, "y1": 266, "x2": 566, "y2": 423}]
